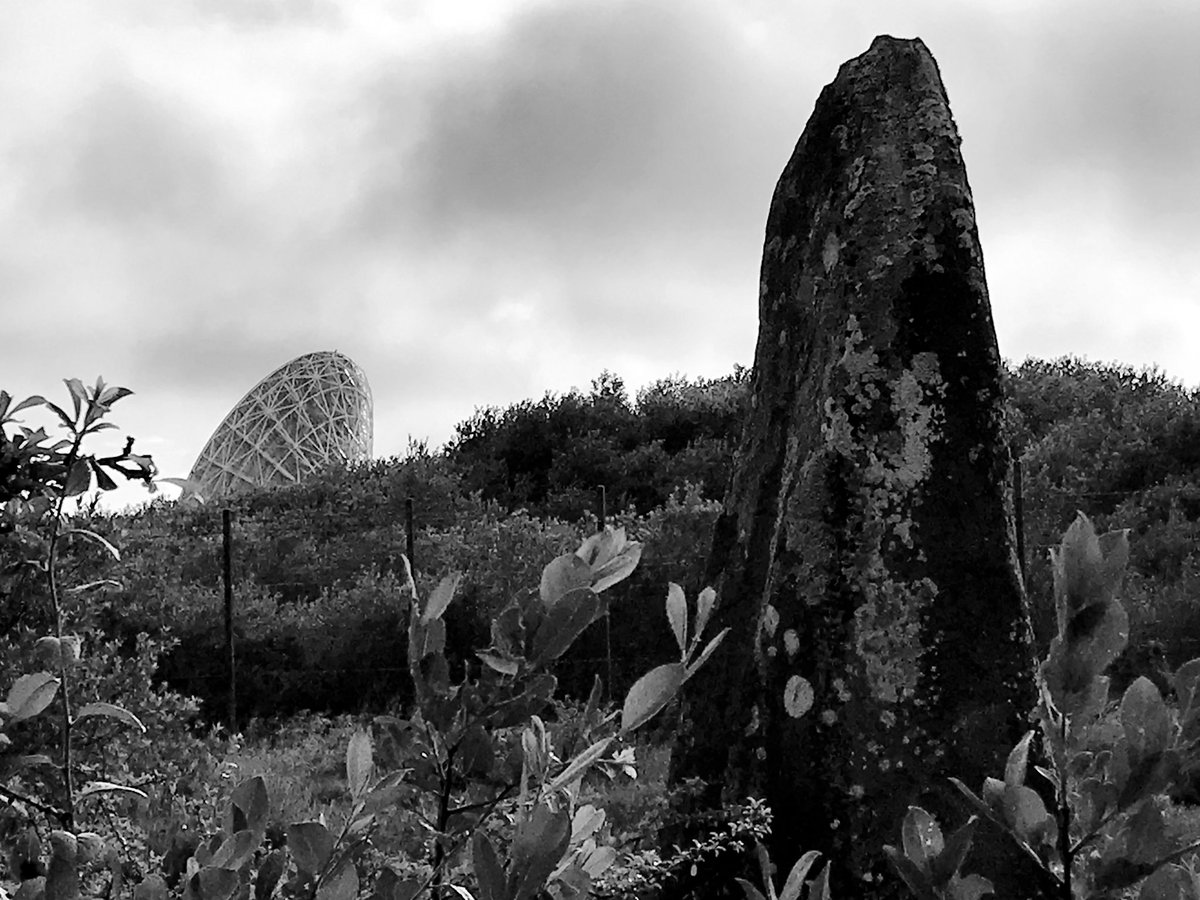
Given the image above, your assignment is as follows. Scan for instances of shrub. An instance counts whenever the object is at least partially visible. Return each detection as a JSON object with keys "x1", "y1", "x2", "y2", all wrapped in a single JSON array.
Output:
[
  {"x1": 153, "y1": 527, "x2": 738, "y2": 900},
  {"x1": 1, "y1": 379, "x2": 205, "y2": 899},
  {"x1": 888, "y1": 513, "x2": 1200, "y2": 899}
]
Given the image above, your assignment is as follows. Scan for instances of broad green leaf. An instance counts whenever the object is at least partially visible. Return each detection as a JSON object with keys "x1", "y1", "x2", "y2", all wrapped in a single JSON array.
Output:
[
  {"x1": 78, "y1": 781, "x2": 148, "y2": 800},
  {"x1": 1004, "y1": 731, "x2": 1035, "y2": 788},
  {"x1": 195, "y1": 867, "x2": 239, "y2": 900},
  {"x1": 231, "y1": 776, "x2": 269, "y2": 836},
  {"x1": 576, "y1": 528, "x2": 620, "y2": 567},
  {"x1": 1000, "y1": 785, "x2": 1051, "y2": 844},
  {"x1": 11, "y1": 394, "x2": 47, "y2": 416},
  {"x1": 1121, "y1": 676, "x2": 1170, "y2": 764},
  {"x1": 621, "y1": 663, "x2": 685, "y2": 733},
  {"x1": 458, "y1": 724, "x2": 495, "y2": 777},
  {"x1": 571, "y1": 805, "x2": 606, "y2": 844},
  {"x1": 693, "y1": 587, "x2": 717, "y2": 649},
  {"x1": 809, "y1": 862, "x2": 832, "y2": 900},
  {"x1": 346, "y1": 730, "x2": 373, "y2": 799},
  {"x1": 7, "y1": 672, "x2": 60, "y2": 720},
  {"x1": 64, "y1": 457, "x2": 91, "y2": 496},
  {"x1": 75, "y1": 702, "x2": 146, "y2": 732},
  {"x1": 316, "y1": 856, "x2": 358, "y2": 900},
  {"x1": 90, "y1": 459, "x2": 118, "y2": 492},
  {"x1": 779, "y1": 850, "x2": 821, "y2": 900},
  {"x1": 360, "y1": 783, "x2": 407, "y2": 816},
  {"x1": 666, "y1": 583, "x2": 687, "y2": 658},
  {"x1": 579, "y1": 845, "x2": 616, "y2": 878},
  {"x1": 471, "y1": 831, "x2": 506, "y2": 900},
  {"x1": 1123, "y1": 797, "x2": 1166, "y2": 865},
  {"x1": 64, "y1": 378, "x2": 87, "y2": 418},
  {"x1": 423, "y1": 573, "x2": 461, "y2": 623},
  {"x1": 509, "y1": 803, "x2": 572, "y2": 900},
  {"x1": 97, "y1": 385, "x2": 133, "y2": 407},
  {"x1": 590, "y1": 543, "x2": 642, "y2": 593},
  {"x1": 46, "y1": 844, "x2": 80, "y2": 900},
  {"x1": 209, "y1": 830, "x2": 258, "y2": 871},
  {"x1": 34, "y1": 636, "x2": 62, "y2": 668},
  {"x1": 753, "y1": 844, "x2": 774, "y2": 900},
  {"x1": 254, "y1": 850, "x2": 286, "y2": 900},
  {"x1": 532, "y1": 588, "x2": 604, "y2": 664},
  {"x1": 901, "y1": 806, "x2": 943, "y2": 871},
  {"x1": 287, "y1": 821, "x2": 334, "y2": 875},
  {"x1": 1042, "y1": 605, "x2": 1127, "y2": 715},
  {"x1": 1053, "y1": 514, "x2": 1129, "y2": 632},
  {"x1": 539, "y1": 554, "x2": 591, "y2": 607},
  {"x1": 543, "y1": 738, "x2": 612, "y2": 795}
]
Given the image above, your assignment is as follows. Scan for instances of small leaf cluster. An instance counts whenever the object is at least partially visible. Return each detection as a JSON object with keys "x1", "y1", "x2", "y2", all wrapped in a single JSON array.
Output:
[
  {"x1": 589, "y1": 797, "x2": 773, "y2": 900},
  {"x1": 1, "y1": 380, "x2": 153, "y2": 509},
  {"x1": 888, "y1": 513, "x2": 1200, "y2": 899}
]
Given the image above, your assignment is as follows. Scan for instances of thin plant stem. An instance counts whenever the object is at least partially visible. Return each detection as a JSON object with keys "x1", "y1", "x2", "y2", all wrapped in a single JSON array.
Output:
[{"x1": 46, "y1": 422, "x2": 87, "y2": 832}]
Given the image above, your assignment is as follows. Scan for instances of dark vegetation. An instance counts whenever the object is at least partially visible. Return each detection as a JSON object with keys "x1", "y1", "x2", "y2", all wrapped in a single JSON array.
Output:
[
  {"x1": 6, "y1": 357, "x2": 1200, "y2": 898},
  {"x1": 7, "y1": 360, "x2": 1200, "y2": 727}
]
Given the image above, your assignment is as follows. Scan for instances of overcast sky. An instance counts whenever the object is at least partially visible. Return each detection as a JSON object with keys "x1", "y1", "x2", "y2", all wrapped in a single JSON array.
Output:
[{"x1": 4, "y1": 0, "x2": 1198, "y2": 508}]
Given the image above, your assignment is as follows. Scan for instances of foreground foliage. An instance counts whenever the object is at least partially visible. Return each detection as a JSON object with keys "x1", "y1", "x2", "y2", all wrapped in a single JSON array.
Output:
[
  {"x1": 3, "y1": 382, "x2": 766, "y2": 900},
  {"x1": 888, "y1": 513, "x2": 1200, "y2": 898}
]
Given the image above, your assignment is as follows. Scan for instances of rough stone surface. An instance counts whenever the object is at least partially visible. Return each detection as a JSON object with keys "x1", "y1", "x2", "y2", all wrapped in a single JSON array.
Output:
[{"x1": 671, "y1": 36, "x2": 1039, "y2": 895}]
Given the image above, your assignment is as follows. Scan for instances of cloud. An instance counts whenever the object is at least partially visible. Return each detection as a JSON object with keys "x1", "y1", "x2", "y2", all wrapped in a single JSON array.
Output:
[
  {"x1": 354, "y1": 0, "x2": 795, "y2": 252},
  {"x1": 41, "y1": 79, "x2": 232, "y2": 228},
  {"x1": 4, "y1": 0, "x2": 1199, "y2": 511}
]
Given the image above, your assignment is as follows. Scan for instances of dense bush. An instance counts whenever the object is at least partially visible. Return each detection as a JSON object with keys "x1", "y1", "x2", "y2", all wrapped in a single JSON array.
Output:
[
  {"x1": 1005, "y1": 358, "x2": 1200, "y2": 668},
  {"x1": 445, "y1": 370, "x2": 747, "y2": 519}
]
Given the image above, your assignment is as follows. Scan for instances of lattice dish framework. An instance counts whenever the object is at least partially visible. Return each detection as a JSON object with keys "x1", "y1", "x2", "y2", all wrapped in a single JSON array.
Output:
[{"x1": 188, "y1": 351, "x2": 373, "y2": 498}]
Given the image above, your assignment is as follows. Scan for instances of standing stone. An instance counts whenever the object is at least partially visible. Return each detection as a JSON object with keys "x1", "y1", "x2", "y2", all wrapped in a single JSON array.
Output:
[{"x1": 672, "y1": 36, "x2": 1039, "y2": 895}]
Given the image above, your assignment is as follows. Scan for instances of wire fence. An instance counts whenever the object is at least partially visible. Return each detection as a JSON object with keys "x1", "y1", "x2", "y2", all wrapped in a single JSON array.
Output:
[
  {"x1": 192, "y1": 485, "x2": 718, "y2": 723},
  {"x1": 189, "y1": 465, "x2": 1190, "y2": 725}
]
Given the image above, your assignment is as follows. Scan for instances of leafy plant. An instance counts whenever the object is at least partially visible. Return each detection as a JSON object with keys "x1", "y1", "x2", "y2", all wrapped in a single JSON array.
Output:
[
  {"x1": 172, "y1": 526, "x2": 733, "y2": 900},
  {"x1": 735, "y1": 841, "x2": 830, "y2": 900},
  {"x1": 1, "y1": 380, "x2": 159, "y2": 898},
  {"x1": 887, "y1": 512, "x2": 1200, "y2": 898}
]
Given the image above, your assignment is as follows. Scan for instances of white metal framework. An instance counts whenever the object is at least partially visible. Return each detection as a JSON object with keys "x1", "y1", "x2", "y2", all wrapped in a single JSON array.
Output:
[{"x1": 189, "y1": 351, "x2": 373, "y2": 498}]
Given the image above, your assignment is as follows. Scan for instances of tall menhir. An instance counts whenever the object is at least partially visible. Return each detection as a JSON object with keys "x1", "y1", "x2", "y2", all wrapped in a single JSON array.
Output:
[{"x1": 672, "y1": 36, "x2": 1038, "y2": 896}]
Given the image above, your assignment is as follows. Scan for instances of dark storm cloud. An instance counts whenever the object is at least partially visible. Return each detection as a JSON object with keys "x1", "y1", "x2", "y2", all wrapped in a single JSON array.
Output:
[
  {"x1": 356, "y1": 0, "x2": 797, "y2": 254},
  {"x1": 40, "y1": 79, "x2": 233, "y2": 229},
  {"x1": 346, "y1": 0, "x2": 803, "y2": 381}
]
